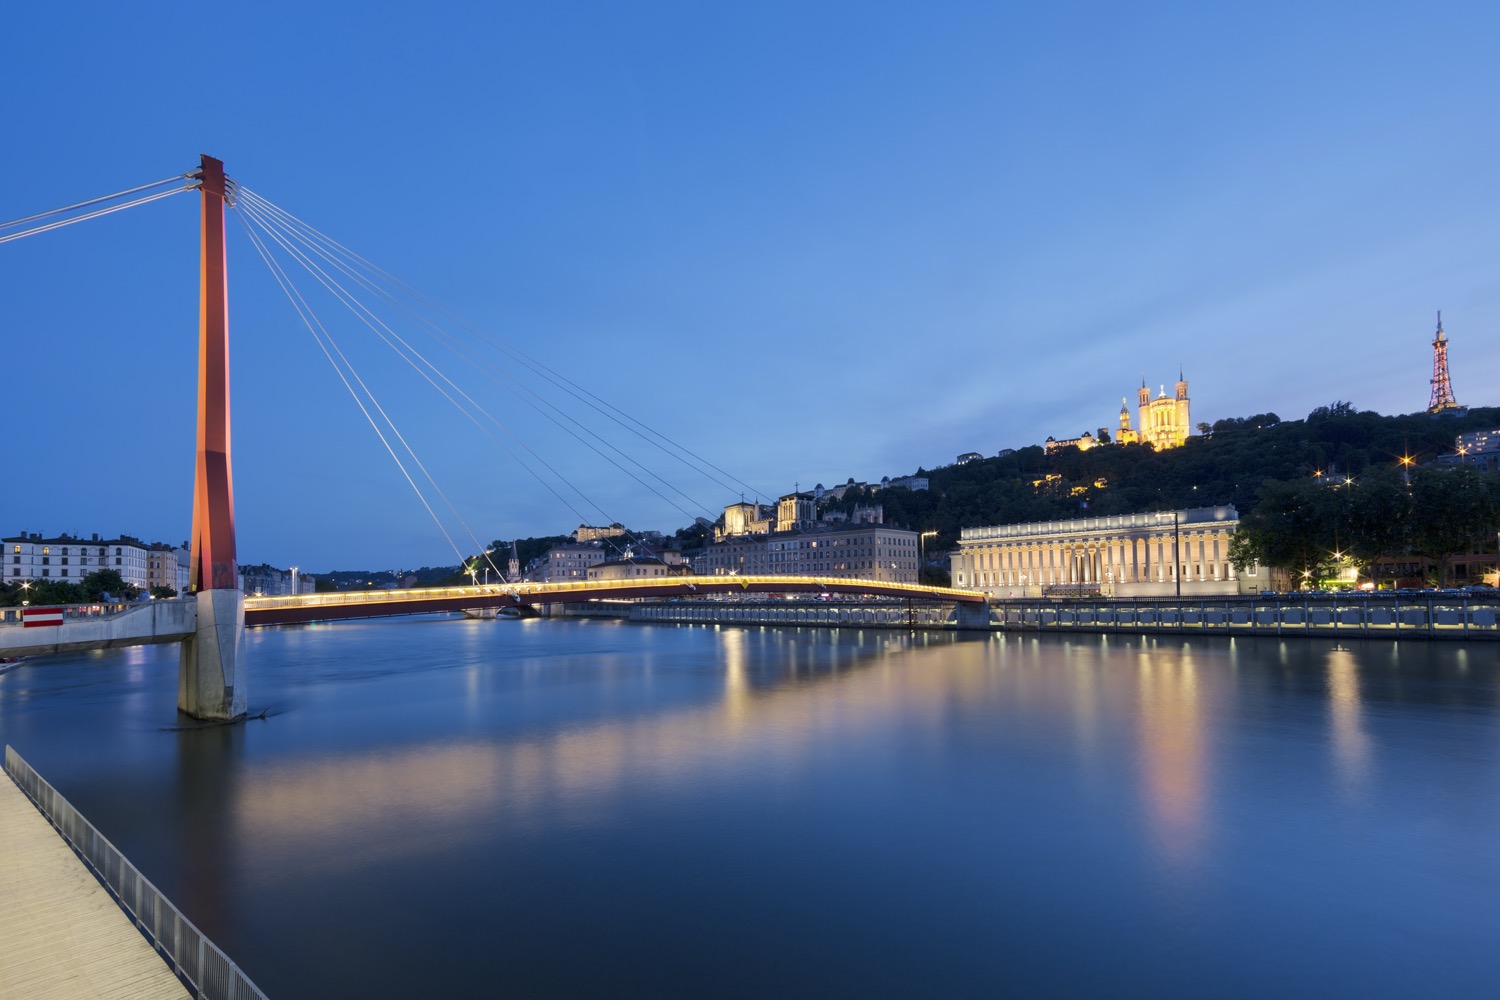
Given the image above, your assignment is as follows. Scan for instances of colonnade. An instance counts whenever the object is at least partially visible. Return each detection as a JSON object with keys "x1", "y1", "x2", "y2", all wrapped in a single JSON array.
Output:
[{"x1": 955, "y1": 527, "x2": 1238, "y2": 595}]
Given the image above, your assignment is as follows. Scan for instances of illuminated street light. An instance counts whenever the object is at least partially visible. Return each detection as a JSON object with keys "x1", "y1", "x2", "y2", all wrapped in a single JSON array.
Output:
[{"x1": 919, "y1": 530, "x2": 938, "y2": 585}]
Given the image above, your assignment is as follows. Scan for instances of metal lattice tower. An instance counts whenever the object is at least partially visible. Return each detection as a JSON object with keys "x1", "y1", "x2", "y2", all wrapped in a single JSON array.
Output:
[{"x1": 1428, "y1": 310, "x2": 1459, "y2": 413}]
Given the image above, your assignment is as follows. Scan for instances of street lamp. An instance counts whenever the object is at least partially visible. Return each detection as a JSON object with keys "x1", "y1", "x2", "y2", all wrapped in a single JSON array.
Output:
[
  {"x1": 919, "y1": 530, "x2": 938, "y2": 585},
  {"x1": 1174, "y1": 510, "x2": 1181, "y2": 600},
  {"x1": 20, "y1": 581, "x2": 30, "y2": 607}
]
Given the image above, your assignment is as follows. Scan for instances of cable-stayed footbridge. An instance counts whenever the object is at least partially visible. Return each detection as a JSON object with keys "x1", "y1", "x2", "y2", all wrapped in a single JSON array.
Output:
[{"x1": 1, "y1": 156, "x2": 984, "y2": 719}]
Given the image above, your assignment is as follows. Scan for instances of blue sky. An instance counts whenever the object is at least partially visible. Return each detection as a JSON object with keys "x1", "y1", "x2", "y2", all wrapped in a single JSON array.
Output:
[{"x1": 4, "y1": 1, "x2": 1498, "y2": 570}]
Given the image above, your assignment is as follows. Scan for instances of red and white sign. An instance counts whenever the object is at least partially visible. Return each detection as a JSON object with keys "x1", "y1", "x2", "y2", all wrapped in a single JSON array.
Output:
[{"x1": 22, "y1": 607, "x2": 65, "y2": 628}]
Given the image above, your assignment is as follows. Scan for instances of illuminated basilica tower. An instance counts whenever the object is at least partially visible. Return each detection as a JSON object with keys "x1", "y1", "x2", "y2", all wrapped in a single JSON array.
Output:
[
  {"x1": 1125, "y1": 371, "x2": 1191, "y2": 449},
  {"x1": 1116, "y1": 398, "x2": 1139, "y2": 445}
]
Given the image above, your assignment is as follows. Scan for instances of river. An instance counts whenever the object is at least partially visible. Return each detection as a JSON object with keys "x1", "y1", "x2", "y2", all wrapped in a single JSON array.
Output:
[{"x1": 1, "y1": 617, "x2": 1497, "y2": 997}]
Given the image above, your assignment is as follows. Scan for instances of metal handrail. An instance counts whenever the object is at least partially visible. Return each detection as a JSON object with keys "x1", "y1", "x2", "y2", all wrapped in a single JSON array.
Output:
[{"x1": 4, "y1": 746, "x2": 269, "y2": 1000}]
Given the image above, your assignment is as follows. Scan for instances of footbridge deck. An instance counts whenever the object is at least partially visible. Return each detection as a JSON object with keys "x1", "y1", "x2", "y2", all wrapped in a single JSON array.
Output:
[
  {"x1": 0, "y1": 578, "x2": 981, "y2": 658},
  {"x1": 243, "y1": 576, "x2": 983, "y2": 627}
]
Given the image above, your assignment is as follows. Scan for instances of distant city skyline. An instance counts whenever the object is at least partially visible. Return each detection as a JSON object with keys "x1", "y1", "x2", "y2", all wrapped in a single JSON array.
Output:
[{"x1": 5, "y1": 2, "x2": 1498, "y2": 569}]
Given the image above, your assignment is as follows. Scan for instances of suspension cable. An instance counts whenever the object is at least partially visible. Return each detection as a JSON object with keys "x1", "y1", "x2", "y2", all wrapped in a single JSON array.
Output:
[
  {"x1": 0, "y1": 174, "x2": 191, "y2": 231},
  {"x1": 237, "y1": 188, "x2": 769, "y2": 502},
  {"x1": 238, "y1": 200, "x2": 710, "y2": 565},
  {"x1": 233, "y1": 209, "x2": 470, "y2": 566},
  {"x1": 237, "y1": 203, "x2": 641, "y2": 564},
  {"x1": 0, "y1": 185, "x2": 193, "y2": 246},
  {"x1": 235, "y1": 190, "x2": 765, "y2": 568},
  {"x1": 236, "y1": 189, "x2": 785, "y2": 574},
  {"x1": 239, "y1": 196, "x2": 717, "y2": 523}
]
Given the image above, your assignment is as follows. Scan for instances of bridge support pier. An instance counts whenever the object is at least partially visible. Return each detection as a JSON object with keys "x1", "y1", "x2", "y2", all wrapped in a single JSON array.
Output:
[
  {"x1": 951, "y1": 601, "x2": 995, "y2": 630},
  {"x1": 179, "y1": 589, "x2": 246, "y2": 721}
]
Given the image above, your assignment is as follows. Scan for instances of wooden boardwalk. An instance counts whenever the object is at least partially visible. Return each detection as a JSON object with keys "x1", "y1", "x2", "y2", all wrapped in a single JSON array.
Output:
[{"x1": 0, "y1": 775, "x2": 188, "y2": 1000}]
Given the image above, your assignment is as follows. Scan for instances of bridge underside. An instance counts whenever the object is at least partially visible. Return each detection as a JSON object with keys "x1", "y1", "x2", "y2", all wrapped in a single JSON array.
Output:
[{"x1": 245, "y1": 578, "x2": 983, "y2": 628}]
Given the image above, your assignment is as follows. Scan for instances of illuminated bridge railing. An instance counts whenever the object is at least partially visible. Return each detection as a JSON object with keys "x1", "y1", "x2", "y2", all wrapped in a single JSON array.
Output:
[
  {"x1": 245, "y1": 576, "x2": 981, "y2": 615},
  {"x1": 5, "y1": 745, "x2": 269, "y2": 1000},
  {"x1": 633, "y1": 599, "x2": 956, "y2": 628}
]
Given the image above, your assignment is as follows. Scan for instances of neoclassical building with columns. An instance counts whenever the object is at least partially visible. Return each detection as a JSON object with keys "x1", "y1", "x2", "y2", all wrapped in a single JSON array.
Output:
[{"x1": 951, "y1": 506, "x2": 1262, "y2": 598}]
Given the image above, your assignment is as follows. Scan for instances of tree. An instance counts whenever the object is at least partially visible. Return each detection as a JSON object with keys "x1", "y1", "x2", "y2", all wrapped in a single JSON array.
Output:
[
  {"x1": 80, "y1": 569, "x2": 137, "y2": 601},
  {"x1": 0, "y1": 578, "x2": 84, "y2": 606},
  {"x1": 1307, "y1": 401, "x2": 1360, "y2": 421},
  {"x1": 1230, "y1": 477, "x2": 1340, "y2": 585},
  {"x1": 1408, "y1": 467, "x2": 1499, "y2": 586},
  {"x1": 150, "y1": 585, "x2": 178, "y2": 599},
  {"x1": 1344, "y1": 467, "x2": 1413, "y2": 588}
]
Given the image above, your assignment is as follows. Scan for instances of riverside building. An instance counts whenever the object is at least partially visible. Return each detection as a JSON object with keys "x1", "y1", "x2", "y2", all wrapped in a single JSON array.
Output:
[
  {"x1": 696, "y1": 494, "x2": 919, "y2": 582},
  {"x1": 951, "y1": 506, "x2": 1259, "y2": 598},
  {"x1": 4, "y1": 533, "x2": 152, "y2": 589}
]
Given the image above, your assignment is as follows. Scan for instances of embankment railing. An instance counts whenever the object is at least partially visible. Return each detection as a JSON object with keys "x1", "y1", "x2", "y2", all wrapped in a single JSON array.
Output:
[{"x1": 3, "y1": 745, "x2": 268, "y2": 1000}]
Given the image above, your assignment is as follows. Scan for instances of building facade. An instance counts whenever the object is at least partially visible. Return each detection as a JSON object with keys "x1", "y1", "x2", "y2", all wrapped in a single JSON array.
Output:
[
  {"x1": 719, "y1": 501, "x2": 772, "y2": 540},
  {"x1": 150, "y1": 547, "x2": 174, "y2": 592},
  {"x1": 776, "y1": 492, "x2": 816, "y2": 533},
  {"x1": 538, "y1": 542, "x2": 609, "y2": 582},
  {"x1": 239, "y1": 563, "x2": 314, "y2": 596},
  {"x1": 1440, "y1": 428, "x2": 1500, "y2": 471},
  {"x1": 573, "y1": 523, "x2": 627, "y2": 542},
  {"x1": 586, "y1": 556, "x2": 679, "y2": 581},
  {"x1": 3, "y1": 533, "x2": 151, "y2": 589},
  {"x1": 951, "y1": 506, "x2": 1258, "y2": 598},
  {"x1": 695, "y1": 522, "x2": 920, "y2": 583},
  {"x1": 1044, "y1": 430, "x2": 1098, "y2": 455}
]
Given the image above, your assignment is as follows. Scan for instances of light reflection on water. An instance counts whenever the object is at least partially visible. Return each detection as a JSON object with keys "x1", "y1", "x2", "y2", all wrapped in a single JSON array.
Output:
[{"x1": 1, "y1": 619, "x2": 1498, "y2": 998}]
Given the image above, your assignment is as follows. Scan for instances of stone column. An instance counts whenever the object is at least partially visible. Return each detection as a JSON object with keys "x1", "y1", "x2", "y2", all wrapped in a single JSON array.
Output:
[{"x1": 179, "y1": 588, "x2": 246, "y2": 720}]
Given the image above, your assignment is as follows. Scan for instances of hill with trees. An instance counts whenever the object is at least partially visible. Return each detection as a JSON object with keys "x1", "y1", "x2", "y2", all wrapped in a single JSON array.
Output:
[{"x1": 818, "y1": 403, "x2": 1500, "y2": 581}]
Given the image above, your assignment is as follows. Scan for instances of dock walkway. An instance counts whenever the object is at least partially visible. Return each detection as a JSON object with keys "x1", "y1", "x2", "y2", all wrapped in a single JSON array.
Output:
[{"x1": 0, "y1": 773, "x2": 188, "y2": 1000}]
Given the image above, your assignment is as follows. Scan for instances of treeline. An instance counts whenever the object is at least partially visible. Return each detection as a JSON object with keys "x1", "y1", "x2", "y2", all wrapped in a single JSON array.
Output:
[
  {"x1": 818, "y1": 402, "x2": 1500, "y2": 559},
  {"x1": 0, "y1": 569, "x2": 147, "y2": 607},
  {"x1": 1229, "y1": 464, "x2": 1500, "y2": 587}
]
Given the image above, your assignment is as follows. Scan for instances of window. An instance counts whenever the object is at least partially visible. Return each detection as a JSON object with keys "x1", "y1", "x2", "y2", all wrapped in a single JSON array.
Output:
[
  {"x1": 41, "y1": 556, "x2": 49, "y2": 565},
  {"x1": 116, "y1": 557, "x2": 122, "y2": 566}
]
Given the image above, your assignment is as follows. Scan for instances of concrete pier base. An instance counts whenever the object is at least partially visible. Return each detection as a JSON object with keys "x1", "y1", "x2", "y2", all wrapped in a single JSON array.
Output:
[
  {"x1": 178, "y1": 589, "x2": 246, "y2": 721},
  {"x1": 951, "y1": 600, "x2": 996, "y2": 630}
]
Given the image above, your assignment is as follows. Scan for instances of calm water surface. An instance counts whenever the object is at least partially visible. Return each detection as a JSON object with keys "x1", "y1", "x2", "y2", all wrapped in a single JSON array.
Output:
[{"x1": 1, "y1": 618, "x2": 1497, "y2": 998}]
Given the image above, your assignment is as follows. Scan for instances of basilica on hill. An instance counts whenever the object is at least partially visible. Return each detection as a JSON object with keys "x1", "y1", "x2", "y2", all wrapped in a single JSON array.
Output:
[
  {"x1": 1117, "y1": 371, "x2": 1191, "y2": 449},
  {"x1": 1044, "y1": 372, "x2": 1192, "y2": 454}
]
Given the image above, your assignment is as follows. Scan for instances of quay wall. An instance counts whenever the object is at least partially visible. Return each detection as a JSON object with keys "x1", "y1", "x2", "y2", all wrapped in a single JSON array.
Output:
[{"x1": 992, "y1": 593, "x2": 1500, "y2": 640}]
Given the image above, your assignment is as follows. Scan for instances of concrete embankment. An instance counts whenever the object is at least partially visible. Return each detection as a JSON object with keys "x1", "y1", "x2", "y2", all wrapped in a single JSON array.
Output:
[{"x1": 0, "y1": 600, "x2": 196, "y2": 657}]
